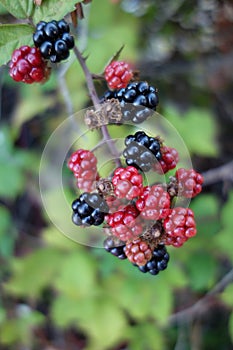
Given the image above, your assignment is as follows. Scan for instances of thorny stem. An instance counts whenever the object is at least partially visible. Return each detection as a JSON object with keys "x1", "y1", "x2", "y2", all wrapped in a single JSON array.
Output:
[{"x1": 73, "y1": 45, "x2": 121, "y2": 166}]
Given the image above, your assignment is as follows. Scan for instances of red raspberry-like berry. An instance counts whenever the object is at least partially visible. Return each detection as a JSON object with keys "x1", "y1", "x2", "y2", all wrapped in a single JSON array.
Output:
[
  {"x1": 163, "y1": 207, "x2": 197, "y2": 247},
  {"x1": 176, "y1": 168, "x2": 204, "y2": 198},
  {"x1": 104, "y1": 60, "x2": 133, "y2": 89},
  {"x1": 125, "y1": 238, "x2": 153, "y2": 266},
  {"x1": 154, "y1": 146, "x2": 179, "y2": 174},
  {"x1": 112, "y1": 166, "x2": 143, "y2": 200},
  {"x1": 9, "y1": 46, "x2": 50, "y2": 84},
  {"x1": 136, "y1": 185, "x2": 171, "y2": 220},
  {"x1": 68, "y1": 149, "x2": 99, "y2": 192},
  {"x1": 105, "y1": 204, "x2": 143, "y2": 241}
]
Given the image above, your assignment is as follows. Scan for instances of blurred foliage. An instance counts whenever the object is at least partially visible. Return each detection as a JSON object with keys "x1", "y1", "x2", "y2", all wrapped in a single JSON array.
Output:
[{"x1": 0, "y1": 0, "x2": 233, "y2": 349}]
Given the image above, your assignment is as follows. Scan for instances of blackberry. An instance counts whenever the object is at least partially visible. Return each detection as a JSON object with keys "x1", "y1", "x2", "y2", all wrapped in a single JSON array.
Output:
[
  {"x1": 72, "y1": 192, "x2": 109, "y2": 226},
  {"x1": 136, "y1": 244, "x2": 169, "y2": 275},
  {"x1": 33, "y1": 19, "x2": 74, "y2": 63},
  {"x1": 123, "y1": 131, "x2": 162, "y2": 172},
  {"x1": 103, "y1": 236, "x2": 127, "y2": 260},
  {"x1": 101, "y1": 81, "x2": 159, "y2": 124}
]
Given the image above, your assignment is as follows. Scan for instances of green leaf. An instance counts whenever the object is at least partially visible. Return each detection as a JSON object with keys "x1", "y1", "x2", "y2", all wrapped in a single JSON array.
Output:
[
  {"x1": 186, "y1": 252, "x2": 217, "y2": 291},
  {"x1": 52, "y1": 295, "x2": 127, "y2": 350},
  {"x1": 0, "y1": 161, "x2": 25, "y2": 198},
  {"x1": 5, "y1": 248, "x2": 63, "y2": 298},
  {"x1": 0, "y1": 207, "x2": 15, "y2": 259},
  {"x1": 229, "y1": 312, "x2": 233, "y2": 344},
  {"x1": 221, "y1": 284, "x2": 233, "y2": 308},
  {"x1": 0, "y1": 24, "x2": 34, "y2": 66},
  {"x1": 222, "y1": 191, "x2": 233, "y2": 229},
  {"x1": 0, "y1": 0, "x2": 33, "y2": 19},
  {"x1": 164, "y1": 105, "x2": 219, "y2": 157},
  {"x1": 0, "y1": 311, "x2": 44, "y2": 346},
  {"x1": 32, "y1": 0, "x2": 81, "y2": 23},
  {"x1": 53, "y1": 251, "x2": 98, "y2": 299},
  {"x1": 128, "y1": 323, "x2": 164, "y2": 350}
]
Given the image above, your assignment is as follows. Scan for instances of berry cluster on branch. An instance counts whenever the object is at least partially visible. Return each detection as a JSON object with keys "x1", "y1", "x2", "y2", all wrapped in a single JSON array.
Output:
[{"x1": 68, "y1": 129, "x2": 204, "y2": 276}]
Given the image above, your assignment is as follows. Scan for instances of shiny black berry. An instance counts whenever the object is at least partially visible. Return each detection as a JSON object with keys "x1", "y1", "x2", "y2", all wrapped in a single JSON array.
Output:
[
  {"x1": 72, "y1": 192, "x2": 109, "y2": 227},
  {"x1": 101, "y1": 81, "x2": 159, "y2": 124},
  {"x1": 40, "y1": 41, "x2": 53, "y2": 59},
  {"x1": 44, "y1": 22, "x2": 59, "y2": 40},
  {"x1": 33, "y1": 19, "x2": 74, "y2": 63},
  {"x1": 103, "y1": 236, "x2": 127, "y2": 260},
  {"x1": 57, "y1": 19, "x2": 70, "y2": 33},
  {"x1": 123, "y1": 131, "x2": 162, "y2": 172},
  {"x1": 136, "y1": 244, "x2": 169, "y2": 275},
  {"x1": 62, "y1": 33, "x2": 75, "y2": 49}
]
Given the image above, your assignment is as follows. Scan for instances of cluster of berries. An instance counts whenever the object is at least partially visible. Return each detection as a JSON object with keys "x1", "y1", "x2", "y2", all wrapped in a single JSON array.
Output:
[
  {"x1": 68, "y1": 129, "x2": 204, "y2": 276},
  {"x1": 9, "y1": 19, "x2": 74, "y2": 84}
]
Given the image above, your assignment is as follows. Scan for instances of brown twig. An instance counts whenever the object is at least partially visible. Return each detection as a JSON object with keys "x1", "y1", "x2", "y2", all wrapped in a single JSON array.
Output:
[
  {"x1": 202, "y1": 160, "x2": 233, "y2": 186},
  {"x1": 168, "y1": 268, "x2": 233, "y2": 326},
  {"x1": 73, "y1": 45, "x2": 121, "y2": 165}
]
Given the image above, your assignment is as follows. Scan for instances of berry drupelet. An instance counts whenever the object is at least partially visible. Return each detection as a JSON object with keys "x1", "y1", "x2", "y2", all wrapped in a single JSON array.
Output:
[
  {"x1": 123, "y1": 131, "x2": 162, "y2": 172},
  {"x1": 33, "y1": 19, "x2": 74, "y2": 63},
  {"x1": 104, "y1": 60, "x2": 133, "y2": 89},
  {"x1": 163, "y1": 207, "x2": 197, "y2": 247},
  {"x1": 101, "y1": 81, "x2": 159, "y2": 123},
  {"x1": 136, "y1": 244, "x2": 169, "y2": 275},
  {"x1": 72, "y1": 192, "x2": 109, "y2": 226},
  {"x1": 9, "y1": 45, "x2": 50, "y2": 84}
]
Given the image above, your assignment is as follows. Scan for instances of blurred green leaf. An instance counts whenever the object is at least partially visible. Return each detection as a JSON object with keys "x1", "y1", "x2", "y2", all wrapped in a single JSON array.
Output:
[
  {"x1": 221, "y1": 191, "x2": 233, "y2": 229},
  {"x1": 0, "y1": 206, "x2": 15, "y2": 258},
  {"x1": 32, "y1": 0, "x2": 81, "y2": 23},
  {"x1": 190, "y1": 194, "x2": 221, "y2": 236},
  {"x1": 5, "y1": 248, "x2": 63, "y2": 298},
  {"x1": 0, "y1": 127, "x2": 38, "y2": 198},
  {"x1": 164, "y1": 105, "x2": 219, "y2": 156},
  {"x1": 0, "y1": 0, "x2": 33, "y2": 19},
  {"x1": 0, "y1": 310, "x2": 44, "y2": 346},
  {"x1": 221, "y1": 284, "x2": 233, "y2": 308},
  {"x1": 229, "y1": 312, "x2": 233, "y2": 344},
  {"x1": 0, "y1": 24, "x2": 34, "y2": 66},
  {"x1": 52, "y1": 295, "x2": 127, "y2": 350},
  {"x1": 128, "y1": 323, "x2": 164, "y2": 350},
  {"x1": 53, "y1": 250, "x2": 98, "y2": 299},
  {"x1": 186, "y1": 252, "x2": 217, "y2": 291}
]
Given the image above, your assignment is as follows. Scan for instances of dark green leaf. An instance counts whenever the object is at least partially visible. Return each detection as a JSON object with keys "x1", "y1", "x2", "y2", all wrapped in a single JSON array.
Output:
[{"x1": 0, "y1": 24, "x2": 34, "y2": 66}]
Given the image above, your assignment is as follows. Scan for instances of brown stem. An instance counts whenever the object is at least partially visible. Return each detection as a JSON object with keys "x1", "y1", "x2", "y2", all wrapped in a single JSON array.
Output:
[
  {"x1": 73, "y1": 45, "x2": 121, "y2": 165},
  {"x1": 168, "y1": 268, "x2": 233, "y2": 326}
]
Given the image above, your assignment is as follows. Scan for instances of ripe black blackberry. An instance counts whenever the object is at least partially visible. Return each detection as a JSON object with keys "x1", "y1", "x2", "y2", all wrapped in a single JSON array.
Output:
[
  {"x1": 72, "y1": 192, "x2": 109, "y2": 226},
  {"x1": 33, "y1": 19, "x2": 74, "y2": 63},
  {"x1": 103, "y1": 236, "x2": 127, "y2": 260},
  {"x1": 101, "y1": 81, "x2": 159, "y2": 124},
  {"x1": 135, "y1": 244, "x2": 169, "y2": 275},
  {"x1": 123, "y1": 131, "x2": 162, "y2": 172}
]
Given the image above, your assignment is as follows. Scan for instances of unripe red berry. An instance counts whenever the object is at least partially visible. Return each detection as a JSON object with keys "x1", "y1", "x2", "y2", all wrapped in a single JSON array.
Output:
[
  {"x1": 163, "y1": 207, "x2": 197, "y2": 247},
  {"x1": 9, "y1": 46, "x2": 50, "y2": 84},
  {"x1": 104, "y1": 60, "x2": 133, "y2": 89},
  {"x1": 176, "y1": 168, "x2": 204, "y2": 198}
]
